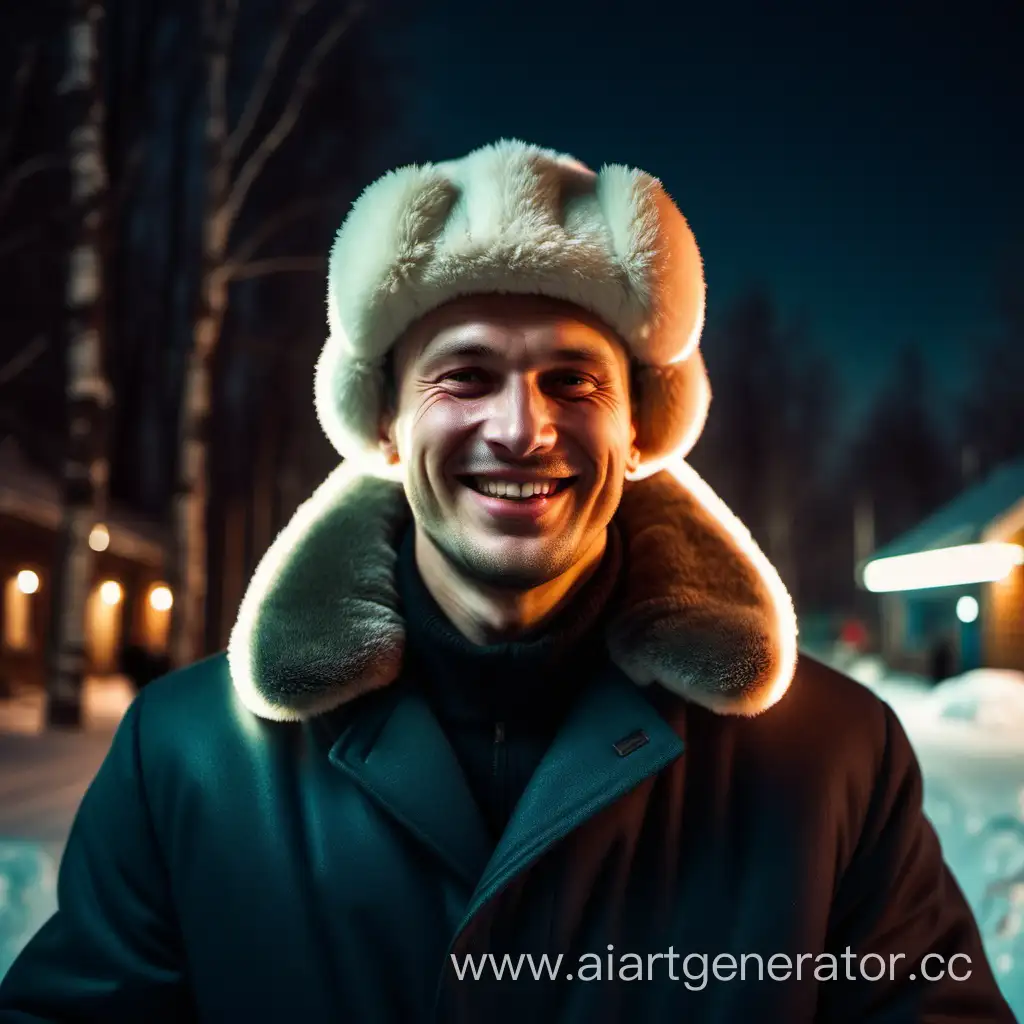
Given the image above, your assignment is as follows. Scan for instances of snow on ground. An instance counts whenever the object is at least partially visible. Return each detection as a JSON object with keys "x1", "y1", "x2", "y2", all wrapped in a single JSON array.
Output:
[{"x1": 1, "y1": 666, "x2": 1023, "y2": 1016}]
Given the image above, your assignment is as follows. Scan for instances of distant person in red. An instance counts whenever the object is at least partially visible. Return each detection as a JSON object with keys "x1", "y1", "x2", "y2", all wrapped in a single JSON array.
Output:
[{"x1": 839, "y1": 616, "x2": 869, "y2": 653}]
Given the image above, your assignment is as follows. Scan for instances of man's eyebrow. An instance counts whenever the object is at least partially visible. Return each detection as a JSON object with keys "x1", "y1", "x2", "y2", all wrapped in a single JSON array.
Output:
[
  {"x1": 418, "y1": 339, "x2": 616, "y2": 366},
  {"x1": 419, "y1": 340, "x2": 494, "y2": 363}
]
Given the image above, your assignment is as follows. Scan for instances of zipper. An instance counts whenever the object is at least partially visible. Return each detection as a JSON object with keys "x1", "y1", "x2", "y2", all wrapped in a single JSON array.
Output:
[
  {"x1": 492, "y1": 720, "x2": 505, "y2": 775},
  {"x1": 492, "y1": 720, "x2": 506, "y2": 825}
]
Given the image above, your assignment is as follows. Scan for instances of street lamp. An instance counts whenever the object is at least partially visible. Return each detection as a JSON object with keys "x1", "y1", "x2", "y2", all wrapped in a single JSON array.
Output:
[{"x1": 16, "y1": 569, "x2": 40, "y2": 595}]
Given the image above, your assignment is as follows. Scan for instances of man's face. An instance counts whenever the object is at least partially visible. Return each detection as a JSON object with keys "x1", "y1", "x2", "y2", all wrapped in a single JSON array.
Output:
[{"x1": 381, "y1": 294, "x2": 638, "y2": 589}]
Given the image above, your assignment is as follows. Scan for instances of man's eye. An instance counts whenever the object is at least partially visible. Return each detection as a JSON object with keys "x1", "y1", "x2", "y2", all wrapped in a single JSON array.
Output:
[
  {"x1": 554, "y1": 373, "x2": 596, "y2": 391},
  {"x1": 446, "y1": 370, "x2": 483, "y2": 384}
]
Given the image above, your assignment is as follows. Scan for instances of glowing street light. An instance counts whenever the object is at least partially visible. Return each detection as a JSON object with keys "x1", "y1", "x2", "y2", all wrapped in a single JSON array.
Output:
[
  {"x1": 89, "y1": 524, "x2": 110, "y2": 552},
  {"x1": 149, "y1": 585, "x2": 173, "y2": 612},
  {"x1": 863, "y1": 543, "x2": 1024, "y2": 593},
  {"x1": 100, "y1": 580, "x2": 123, "y2": 606},
  {"x1": 956, "y1": 596, "x2": 979, "y2": 624},
  {"x1": 16, "y1": 569, "x2": 40, "y2": 595}
]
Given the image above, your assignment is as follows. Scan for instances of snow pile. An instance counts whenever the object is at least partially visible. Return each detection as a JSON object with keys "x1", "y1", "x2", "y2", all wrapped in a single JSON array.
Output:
[
  {"x1": 930, "y1": 670, "x2": 1024, "y2": 733},
  {"x1": 0, "y1": 841, "x2": 58, "y2": 979}
]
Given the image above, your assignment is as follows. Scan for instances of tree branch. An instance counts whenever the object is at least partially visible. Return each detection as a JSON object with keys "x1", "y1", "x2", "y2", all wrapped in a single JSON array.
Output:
[
  {"x1": 0, "y1": 193, "x2": 97, "y2": 262},
  {"x1": 223, "y1": 0, "x2": 317, "y2": 169},
  {"x1": 0, "y1": 222, "x2": 47, "y2": 261},
  {"x1": 221, "y1": 256, "x2": 324, "y2": 283},
  {"x1": 1, "y1": 44, "x2": 39, "y2": 171},
  {"x1": 221, "y1": 0, "x2": 364, "y2": 230},
  {"x1": 0, "y1": 335, "x2": 48, "y2": 388},
  {"x1": 224, "y1": 195, "x2": 333, "y2": 270},
  {"x1": 0, "y1": 154, "x2": 64, "y2": 220}
]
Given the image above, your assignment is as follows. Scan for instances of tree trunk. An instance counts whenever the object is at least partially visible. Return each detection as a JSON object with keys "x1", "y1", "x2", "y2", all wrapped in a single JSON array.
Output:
[
  {"x1": 166, "y1": 0, "x2": 359, "y2": 664},
  {"x1": 168, "y1": 2, "x2": 228, "y2": 667},
  {"x1": 169, "y1": 266, "x2": 226, "y2": 666},
  {"x1": 46, "y1": 0, "x2": 112, "y2": 729}
]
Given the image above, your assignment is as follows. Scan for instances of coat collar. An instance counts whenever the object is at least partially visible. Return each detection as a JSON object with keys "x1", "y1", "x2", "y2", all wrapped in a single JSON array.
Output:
[
  {"x1": 226, "y1": 458, "x2": 798, "y2": 722},
  {"x1": 323, "y1": 661, "x2": 686, "y2": 895}
]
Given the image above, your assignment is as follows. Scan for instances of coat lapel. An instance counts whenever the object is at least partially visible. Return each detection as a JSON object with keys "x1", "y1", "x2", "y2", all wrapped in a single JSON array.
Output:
[
  {"x1": 324, "y1": 662, "x2": 684, "y2": 911},
  {"x1": 458, "y1": 662, "x2": 685, "y2": 930},
  {"x1": 325, "y1": 684, "x2": 494, "y2": 889}
]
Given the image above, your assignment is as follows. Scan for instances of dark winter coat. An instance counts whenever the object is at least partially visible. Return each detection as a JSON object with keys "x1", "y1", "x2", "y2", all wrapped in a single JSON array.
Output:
[{"x1": 0, "y1": 466, "x2": 1014, "y2": 1022}]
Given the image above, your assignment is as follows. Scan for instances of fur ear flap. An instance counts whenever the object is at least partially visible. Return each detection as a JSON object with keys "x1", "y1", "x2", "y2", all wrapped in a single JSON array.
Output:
[
  {"x1": 628, "y1": 353, "x2": 711, "y2": 478},
  {"x1": 228, "y1": 457, "x2": 797, "y2": 721}
]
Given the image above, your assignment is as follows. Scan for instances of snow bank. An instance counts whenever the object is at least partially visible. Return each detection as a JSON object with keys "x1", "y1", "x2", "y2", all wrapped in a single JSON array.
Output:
[{"x1": 0, "y1": 841, "x2": 59, "y2": 979}]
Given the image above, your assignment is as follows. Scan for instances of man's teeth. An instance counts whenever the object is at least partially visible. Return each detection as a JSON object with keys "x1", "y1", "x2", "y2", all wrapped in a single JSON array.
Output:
[{"x1": 472, "y1": 477, "x2": 559, "y2": 499}]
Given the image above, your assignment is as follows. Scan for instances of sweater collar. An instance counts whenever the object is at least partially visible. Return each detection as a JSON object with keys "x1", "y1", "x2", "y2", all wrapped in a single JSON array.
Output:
[
  {"x1": 396, "y1": 521, "x2": 623, "y2": 726},
  {"x1": 227, "y1": 460, "x2": 799, "y2": 722}
]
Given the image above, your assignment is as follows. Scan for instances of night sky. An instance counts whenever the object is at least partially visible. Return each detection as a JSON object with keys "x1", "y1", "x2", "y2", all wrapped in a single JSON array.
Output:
[{"x1": 397, "y1": 0, "x2": 1022, "y2": 437}]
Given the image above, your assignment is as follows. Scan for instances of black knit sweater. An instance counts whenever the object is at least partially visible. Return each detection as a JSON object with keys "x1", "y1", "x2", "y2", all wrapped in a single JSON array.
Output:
[{"x1": 396, "y1": 523, "x2": 624, "y2": 841}]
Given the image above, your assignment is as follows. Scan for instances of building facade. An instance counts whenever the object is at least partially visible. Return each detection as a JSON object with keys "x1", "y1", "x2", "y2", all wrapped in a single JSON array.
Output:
[
  {"x1": 0, "y1": 438, "x2": 171, "y2": 693},
  {"x1": 860, "y1": 460, "x2": 1024, "y2": 679}
]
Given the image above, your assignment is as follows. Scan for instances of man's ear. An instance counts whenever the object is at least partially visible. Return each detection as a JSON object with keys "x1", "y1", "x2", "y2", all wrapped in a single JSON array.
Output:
[
  {"x1": 378, "y1": 411, "x2": 400, "y2": 466},
  {"x1": 626, "y1": 422, "x2": 640, "y2": 475}
]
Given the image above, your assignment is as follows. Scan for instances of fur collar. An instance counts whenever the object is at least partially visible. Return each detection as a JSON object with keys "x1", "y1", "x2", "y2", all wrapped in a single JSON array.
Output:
[{"x1": 227, "y1": 460, "x2": 798, "y2": 722}]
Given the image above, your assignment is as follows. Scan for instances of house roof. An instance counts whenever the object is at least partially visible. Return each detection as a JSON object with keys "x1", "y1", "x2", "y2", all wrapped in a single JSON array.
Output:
[
  {"x1": 0, "y1": 436, "x2": 166, "y2": 566},
  {"x1": 866, "y1": 459, "x2": 1024, "y2": 563}
]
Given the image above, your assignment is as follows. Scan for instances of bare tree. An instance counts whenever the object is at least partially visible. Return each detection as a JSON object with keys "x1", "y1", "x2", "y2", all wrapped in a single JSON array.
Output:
[
  {"x1": 169, "y1": 0, "x2": 363, "y2": 666},
  {"x1": 45, "y1": 0, "x2": 114, "y2": 728}
]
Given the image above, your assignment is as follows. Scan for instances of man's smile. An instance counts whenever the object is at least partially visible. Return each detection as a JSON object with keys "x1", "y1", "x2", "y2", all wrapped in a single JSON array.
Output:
[{"x1": 456, "y1": 474, "x2": 578, "y2": 501}]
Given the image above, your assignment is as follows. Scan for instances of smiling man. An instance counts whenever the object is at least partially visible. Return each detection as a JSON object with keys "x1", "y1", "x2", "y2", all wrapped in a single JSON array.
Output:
[{"x1": 0, "y1": 140, "x2": 1013, "y2": 1023}]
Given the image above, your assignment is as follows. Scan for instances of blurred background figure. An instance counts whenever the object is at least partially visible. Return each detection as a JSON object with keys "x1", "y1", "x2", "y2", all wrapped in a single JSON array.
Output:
[{"x1": 119, "y1": 644, "x2": 172, "y2": 694}]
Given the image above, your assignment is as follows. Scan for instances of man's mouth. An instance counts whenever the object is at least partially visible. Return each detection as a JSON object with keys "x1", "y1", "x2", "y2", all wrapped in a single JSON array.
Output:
[{"x1": 457, "y1": 475, "x2": 577, "y2": 501}]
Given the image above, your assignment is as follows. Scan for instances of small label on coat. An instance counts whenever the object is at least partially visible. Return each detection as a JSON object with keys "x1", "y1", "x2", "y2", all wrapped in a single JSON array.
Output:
[{"x1": 613, "y1": 729, "x2": 649, "y2": 757}]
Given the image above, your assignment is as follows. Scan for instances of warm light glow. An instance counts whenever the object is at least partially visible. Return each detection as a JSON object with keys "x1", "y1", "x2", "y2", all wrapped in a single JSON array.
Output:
[
  {"x1": 89, "y1": 524, "x2": 110, "y2": 552},
  {"x1": 863, "y1": 543, "x2": 1024, "y2": 593},
  {"x1": 16, "y1": 569, "x2": 40, "y2": 595},
  {"x1": 149, "y1": 585, "x2": 173, "y2": 612},
  {"x1": 99, "y1": 580, "x2": 123, "y2": 606},
  {"x1": 956, "y1": 596, "x2": 979, "y2": 623}
]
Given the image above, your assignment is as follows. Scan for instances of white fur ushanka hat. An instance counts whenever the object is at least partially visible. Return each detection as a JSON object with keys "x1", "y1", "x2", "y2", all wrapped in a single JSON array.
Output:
[{"x1": 314, "y1": 138, "x2": 712, "y2": 481}]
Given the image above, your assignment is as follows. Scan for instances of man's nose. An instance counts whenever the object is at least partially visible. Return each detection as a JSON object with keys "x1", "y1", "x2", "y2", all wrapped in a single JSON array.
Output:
[{"x1": 480, "y1": 377, "x2": 556, "y2": 457}]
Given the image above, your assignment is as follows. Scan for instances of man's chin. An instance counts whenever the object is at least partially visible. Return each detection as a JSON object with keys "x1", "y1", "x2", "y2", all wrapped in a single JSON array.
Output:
[{"x1": 452, "y1": 533, "x2": 571, "y2": 589}]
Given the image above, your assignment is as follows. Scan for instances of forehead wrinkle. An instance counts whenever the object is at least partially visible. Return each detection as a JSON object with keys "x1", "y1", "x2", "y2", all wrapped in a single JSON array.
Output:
[{"x1": 415, "y1": 325, "x2": 623, "y2": 371}]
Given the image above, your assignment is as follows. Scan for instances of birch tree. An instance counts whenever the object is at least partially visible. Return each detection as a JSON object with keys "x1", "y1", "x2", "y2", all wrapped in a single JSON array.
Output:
[
  {"x1": 169, "y1": 0, "x2": 362, "y2": 667},
  {"x1": 46, "y1": 0, "x2": 113, "y2": 727}
]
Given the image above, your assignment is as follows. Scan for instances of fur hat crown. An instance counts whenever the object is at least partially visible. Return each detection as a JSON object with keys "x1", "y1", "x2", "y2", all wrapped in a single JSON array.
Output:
[{"x1": 315, "y1": 138, "x2": 712, "y2": 480}]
